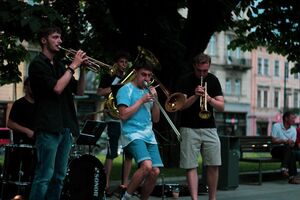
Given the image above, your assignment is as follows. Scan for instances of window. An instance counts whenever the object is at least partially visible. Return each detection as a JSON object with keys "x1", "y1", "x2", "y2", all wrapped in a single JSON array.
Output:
[
  {"x1": 225, "y1": 78, "x2": 231, "y2": 95},
  {"x1": 263, "y1": 58, "x2": 269, "y2": 76},
  {"x1": 234, "y1": 79, "x2": 241, "y2": 95},
  {"x1": 285, "y1": 62, "x2": 289, "y2": 79},
  {"x1": 225, "y1": 78, "x2": 242, "y2": 96},
  {"x1": 258, "y1": 58, "x2": 263, "y2": 75},
  {"x1": 257, "y1": 90, "x2": 262, "y2": 108},
  {"x1": 208, "y1": 35, "x2": 217, "y2": 56},
  {"x1": 263, "y1": 90, "x2": 268, "y2": 108},
  {"x1": 274, "y1": 90, "x2": 280, "y2": 108},
  {"x1": 257, "y1": 88, "x2": 268, "y2": 108},
  {"x1": 293, "y1": 90, "x2": 300, "y2": 108},
  {"x1": 294, "y1": 73, "x2": 299, "y2": 79},
  {"x1": 274, "y1": 60, "x2": 279, "y2": 77}
]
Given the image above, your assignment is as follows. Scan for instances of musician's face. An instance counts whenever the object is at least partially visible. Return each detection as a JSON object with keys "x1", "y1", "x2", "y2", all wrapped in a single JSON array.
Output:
[
  {"x1": 42, "y1": 32, "x2": 62, "y2": 53},
  {"x1": 134, "y1": 68, "x2": 153, "y2": 88},
  {"x1": 194, "y1": 62, "x2": 210, "y2": 79},
  {"x1": 116, "y1": 58, "x2": 129, "y2": 72}
]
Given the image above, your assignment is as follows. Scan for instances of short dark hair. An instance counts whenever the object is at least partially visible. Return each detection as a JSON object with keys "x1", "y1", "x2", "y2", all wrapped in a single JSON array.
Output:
[
  {"x1": 133, "y1": 59, "x2": 154, "y2": 71},
  {"x1": 38, "y1": 26, "x2": 62, "y2": 46},
  {"x1": 283, "y1": 110, "x2": 295, "y2": 121},
  {"x1": 114, "y1": 50, "x2": 130, "y2": 62},
  {"x1": 193, "y1": 53, "x2": 211, "y2": 65}
]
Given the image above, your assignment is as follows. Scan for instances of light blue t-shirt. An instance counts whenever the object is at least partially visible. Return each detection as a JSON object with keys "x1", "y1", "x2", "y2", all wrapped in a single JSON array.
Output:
[
  {"x1": 116, "y1": 82, "x2": 157, "y2": 147},
  {"x1": 271, "y1": 122, "x2": 296, "y2": 142}
]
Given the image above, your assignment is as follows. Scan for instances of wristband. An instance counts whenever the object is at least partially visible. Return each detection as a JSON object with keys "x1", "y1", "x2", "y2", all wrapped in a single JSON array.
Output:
[{"x1": 67, "y1": 66, "x2": 75, "y2": 75}]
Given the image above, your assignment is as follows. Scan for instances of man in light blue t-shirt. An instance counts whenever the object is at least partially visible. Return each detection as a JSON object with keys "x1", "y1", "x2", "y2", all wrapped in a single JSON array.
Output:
[
  {"x1": 271, "y1": 111, "x2": 299, "y2": 184},
  {"x1": 116, "y1": 59, "x2": 164, "y2": 200}
]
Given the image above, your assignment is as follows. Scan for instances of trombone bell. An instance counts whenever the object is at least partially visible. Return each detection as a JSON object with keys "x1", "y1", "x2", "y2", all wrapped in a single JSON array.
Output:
[{"x1": 165, "y1": 92, "x2": 186, "y2": 112}]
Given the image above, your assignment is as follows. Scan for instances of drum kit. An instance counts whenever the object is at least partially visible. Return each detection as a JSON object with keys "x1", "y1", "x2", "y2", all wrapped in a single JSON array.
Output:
[
  {"x1": 0, "y1": 120, "x2": 108, "y2": 200},
  {"x1": 1, "y1": 144, "x2": 36, "y2": 200},
  {"x1": 61, "y1": 120, "x2": 107, "y2": 200}
]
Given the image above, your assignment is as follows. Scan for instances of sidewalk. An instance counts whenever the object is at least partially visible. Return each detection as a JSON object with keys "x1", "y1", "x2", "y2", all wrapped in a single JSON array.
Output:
[{"x1": 111, "y1": 172, "x2": 300, "y2": 200}]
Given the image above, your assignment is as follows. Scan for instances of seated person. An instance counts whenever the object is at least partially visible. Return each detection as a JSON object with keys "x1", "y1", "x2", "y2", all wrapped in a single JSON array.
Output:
[{"x1": 271, "y1": 111, "x2": 299, "y2": 184}]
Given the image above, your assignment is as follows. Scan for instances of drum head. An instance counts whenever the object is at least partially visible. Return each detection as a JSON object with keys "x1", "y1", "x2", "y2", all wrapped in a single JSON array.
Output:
[{"x1": 61, "y1": 154, "x2": 106, "y2": 200}]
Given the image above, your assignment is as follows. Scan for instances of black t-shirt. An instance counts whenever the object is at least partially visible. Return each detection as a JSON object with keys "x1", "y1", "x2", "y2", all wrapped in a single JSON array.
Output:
[
  {"x1": 29, "y1": 53, "x2": 79, "y2": 136},
  {"x1": 9, "y1": 97, "x2": 35, "y2": 145},
  {"x1": 177, "y1": 72, "x2": 223, "y2": 128},
  {"x1": 98, "y1": 74, "x2": 122, "y2": 93}
]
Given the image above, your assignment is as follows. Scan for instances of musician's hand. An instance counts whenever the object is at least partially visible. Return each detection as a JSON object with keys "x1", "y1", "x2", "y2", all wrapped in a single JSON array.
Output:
[
  {"x1": 71, "y1": 50, "x2": 88, "y2": 70},
  {"x1": 141, "y1": 93, "x2": 155, "y2": 103},
  {"x1": 286, "y1": 139, "x2": 295, "y2": 147},
  {"x1": 195, "y1": 85, "x2": 205, "y2": 96},
  {"x1": 149, "y1": 86, "x2": 158, "y2": 98},
  {"x1": 26, "y1": 130, "x2": 34, "y2": 138}
]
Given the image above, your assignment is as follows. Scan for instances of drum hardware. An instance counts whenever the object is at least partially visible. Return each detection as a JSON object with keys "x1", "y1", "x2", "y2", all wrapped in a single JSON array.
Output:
[{"x1": 1, "y1": 144, "x2": 36, "y2": 200}]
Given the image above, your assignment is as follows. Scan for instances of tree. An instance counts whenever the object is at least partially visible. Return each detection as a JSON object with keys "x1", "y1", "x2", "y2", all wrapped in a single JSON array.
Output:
[
  {"x1": 0, "y1": 0, "x2": 238, "y2": 86},
  {"x1": 228, "y1": 0, "x2": 300, "y2": 72}
]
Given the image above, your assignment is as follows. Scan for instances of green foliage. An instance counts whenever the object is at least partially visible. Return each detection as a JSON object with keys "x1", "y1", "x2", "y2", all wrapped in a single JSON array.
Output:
[
  {"x1": 0, "y1": 0, "x2": 241, "y2": 87},
  {"x1": 0, "y1": 34, "x2": 28, "y2": 85},
  {"x1": 0, "y1": 0, "x2": 62, "y2": 85}
]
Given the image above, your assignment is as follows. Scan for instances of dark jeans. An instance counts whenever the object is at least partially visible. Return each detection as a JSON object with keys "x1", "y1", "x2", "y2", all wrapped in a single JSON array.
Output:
[
  {"x1": 29, "y1": 128, "x2": 73, "y2": 200},
  {"x1": 271, "y1": 145, "x2": 298, "y2": 177}
]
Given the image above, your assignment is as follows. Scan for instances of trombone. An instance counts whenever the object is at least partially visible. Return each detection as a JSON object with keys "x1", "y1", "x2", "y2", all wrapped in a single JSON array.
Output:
[
  {"x1": 151, "y1": 75, "x2": 186, "y2": 112},
  {"x1": 199, "y1": 76, "x2": 211, "y2": 119},
  {"x1": 144, "y1": 81, "x2": 182, "y2": 142},
  {"x1": 59, "y1": 46, "x2": 116, "y2": 75}
]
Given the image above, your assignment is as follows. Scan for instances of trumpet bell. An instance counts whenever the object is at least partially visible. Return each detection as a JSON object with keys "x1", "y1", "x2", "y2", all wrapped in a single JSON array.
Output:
[
  {"x1": 199, "y1": 110, "x2": 211, "y2": 119},
  {"x1": 165, "y1": 92, "x2": 186, "y2": 112}
]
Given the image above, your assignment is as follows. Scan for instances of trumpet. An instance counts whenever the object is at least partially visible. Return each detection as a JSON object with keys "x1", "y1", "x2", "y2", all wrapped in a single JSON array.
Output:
[
  {"x1": 59, "y1": 46, "x2": 116, "y2": 75},
  {"x1": 199, "y1": 76, "x2": 211, "y2": 119},
  {"x1": 144, "y1": 81, "x2": 182, "y2": 142}
]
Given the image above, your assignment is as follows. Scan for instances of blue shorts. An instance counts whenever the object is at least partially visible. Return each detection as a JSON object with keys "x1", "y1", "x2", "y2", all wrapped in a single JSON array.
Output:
[{"x1": 127, "y1": 139, "x2": 164, "y2": 168}]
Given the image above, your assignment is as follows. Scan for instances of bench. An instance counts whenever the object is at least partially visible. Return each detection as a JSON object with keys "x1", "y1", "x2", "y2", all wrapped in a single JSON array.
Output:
[{"x1": 238, "y1": 136, "x2": 281, "y2": 185}]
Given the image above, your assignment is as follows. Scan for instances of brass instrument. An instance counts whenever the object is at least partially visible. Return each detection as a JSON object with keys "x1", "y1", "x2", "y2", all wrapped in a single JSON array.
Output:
[
  {"x1": 105, "y1": 46, "x2": 157, "y2": 119},
  {"x1": 105, "y1": 46, "x2": 185, "y2": 119},
  {"x1": 134, "y1": 46, "x2": 185, "y2": 112},
  {"x1": 144, "y1": 81, "x2": 182, "y2": 142},
  {"x1": 59, "y1": 46, "x2": 117, "y2": 75},
  {"x1": 105, "y1": 70, "x2": 136, "y2": 119},
  {"x1": 151, "y1": 75, "x2": 186, "y2": 112},
  {"x1": 199, "y1": 76, "x2": 211, "y2": 119}
]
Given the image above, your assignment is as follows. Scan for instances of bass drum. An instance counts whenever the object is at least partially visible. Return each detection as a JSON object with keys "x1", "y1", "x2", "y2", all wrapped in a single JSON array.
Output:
[{"x1": 61, "y1": 154, "x2": 106, "y2": 200}]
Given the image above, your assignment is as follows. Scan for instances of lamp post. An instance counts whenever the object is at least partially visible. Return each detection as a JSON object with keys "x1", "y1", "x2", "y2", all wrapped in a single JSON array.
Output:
[{"x1": 283, "y1": 62, "x2": 287, "y2": 113}]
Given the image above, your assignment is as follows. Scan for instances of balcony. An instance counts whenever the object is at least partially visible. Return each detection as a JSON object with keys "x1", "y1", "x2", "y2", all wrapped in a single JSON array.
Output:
[{"x1": 223, "y1": 56, "x2": 252, "y2": 71}]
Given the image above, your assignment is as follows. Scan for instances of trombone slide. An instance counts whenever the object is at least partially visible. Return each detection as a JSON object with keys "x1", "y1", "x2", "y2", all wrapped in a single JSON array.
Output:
[{"x1": 144, "y1": 81, "x2": 182, "y2": 142}]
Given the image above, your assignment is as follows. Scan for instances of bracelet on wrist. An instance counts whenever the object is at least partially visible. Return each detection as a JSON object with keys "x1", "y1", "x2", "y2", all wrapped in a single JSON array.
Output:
[{"x1": 67, "y1": 66, "x2": 75, "y2": 75}]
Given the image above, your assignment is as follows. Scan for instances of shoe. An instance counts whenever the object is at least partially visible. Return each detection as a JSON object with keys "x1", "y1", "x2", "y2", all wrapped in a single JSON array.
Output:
[
  {"x1": 105, "y1": 187, "x2": 114, "y2": 197},
  {"x1": 288, "y1": 177, "x2": 300, "y2": 184},
  {"x1": 119, "y1": 185, "x2": 126, "y2": 199}
]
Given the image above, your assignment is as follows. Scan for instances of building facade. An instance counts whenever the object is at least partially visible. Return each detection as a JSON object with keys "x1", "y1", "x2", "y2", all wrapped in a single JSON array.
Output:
[{"x1": 205, "y1": 31, "x2": 300, "y2": 136}]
